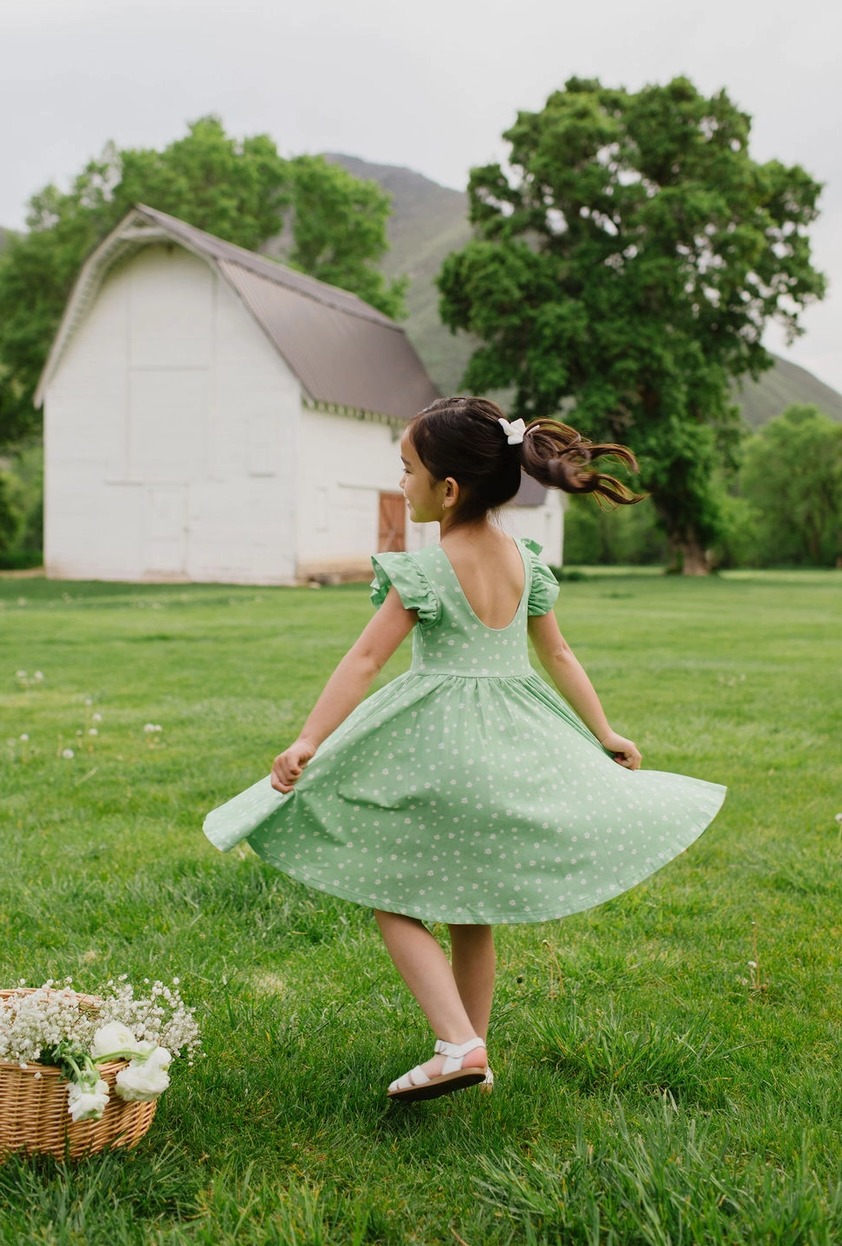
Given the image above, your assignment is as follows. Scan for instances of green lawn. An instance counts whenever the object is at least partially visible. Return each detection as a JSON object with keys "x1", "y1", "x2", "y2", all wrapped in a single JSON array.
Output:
[{"x1": 1, "y1": 569, "x2": 841, "y2": 1245}]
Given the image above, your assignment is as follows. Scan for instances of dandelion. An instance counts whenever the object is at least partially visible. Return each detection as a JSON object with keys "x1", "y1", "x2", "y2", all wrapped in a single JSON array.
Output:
[
  {"x1": 835, "y1": 813, "x2": 842, "y2": 825},
  {"x1": 62, "y1": 748, "x2": 74, "y2": 760},
  {"x1": 89, "y1": 728, "x2": 98, "y2": 737},
  {"x1": 34, "y1": 671, "x2": 44, "y2": 681},
  {"x1": 20, "y1": 734, "x2": 29, "y2": 742},
  {"x1": 92, "y1": 713, "x2": 102, "y2": 723},
  {"x1": 15, "y1": 670, "x2": 26, "y2": 679},
  {"x1": 144, "y1": 724, "x2": 157, "y2": 733}
]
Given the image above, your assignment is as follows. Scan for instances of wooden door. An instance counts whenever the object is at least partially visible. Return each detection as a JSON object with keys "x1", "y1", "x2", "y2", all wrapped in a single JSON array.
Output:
[{"x1": 378, "y1": 492, "x2": 406, "y2": 552}]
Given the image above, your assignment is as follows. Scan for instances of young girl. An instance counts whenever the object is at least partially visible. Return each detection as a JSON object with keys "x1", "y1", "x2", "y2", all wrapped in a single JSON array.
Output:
[{"x1": 204, "y1": 396, "x2": 725, "y2": 1102}]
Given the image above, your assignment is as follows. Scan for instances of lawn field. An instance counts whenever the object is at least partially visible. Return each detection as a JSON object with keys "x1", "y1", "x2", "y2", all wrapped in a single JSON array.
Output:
[{"x1": 1, "y1": 569, "x2": 841, "y2": 1245}]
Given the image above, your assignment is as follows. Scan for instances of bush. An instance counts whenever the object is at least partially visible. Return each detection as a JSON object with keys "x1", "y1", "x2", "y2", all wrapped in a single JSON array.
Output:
[
  {"x1": 0, "y1": 441, "x2": 43, "y2": 568},
  {"x1": 736, "y1": 405, "x2": 842, "y2": 567},
  {"x1": 563, "y1": 495, "x2": 669, "y2": 566}
]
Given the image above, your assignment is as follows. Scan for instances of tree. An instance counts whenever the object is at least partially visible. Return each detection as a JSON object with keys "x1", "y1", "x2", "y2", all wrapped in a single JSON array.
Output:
[
  {"x1": 738, "y1": 405, "x2": 842, "y2": 566},
  {"x1": 0, "y1": 117, "x2": 405, "y2": 449},
  {"x1": 288, "y1": 156, "x2": 406, "y2": 319},
  {"x1": 437, "y1": 77, "x2": 826, "y2": 573}
]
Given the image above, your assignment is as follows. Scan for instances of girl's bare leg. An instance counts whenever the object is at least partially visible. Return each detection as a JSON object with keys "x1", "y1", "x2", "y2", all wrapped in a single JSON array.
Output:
[
  {"x1": 449, "y1": 923, "x2": 495, "y2": 1041},
  {"x1": 374, "y1": 910, "x2": 488, "y2": 1078}
]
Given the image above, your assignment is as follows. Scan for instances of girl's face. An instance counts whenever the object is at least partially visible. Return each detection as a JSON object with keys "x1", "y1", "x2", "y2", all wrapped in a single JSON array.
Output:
[{"x1": 399, "y1": 431, "x2": 452, "y2": 524}]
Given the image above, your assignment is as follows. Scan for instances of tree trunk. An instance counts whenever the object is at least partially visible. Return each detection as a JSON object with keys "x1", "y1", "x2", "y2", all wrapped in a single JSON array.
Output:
[
  {"x1": 667, "y1": 535, "x2": 711, "y2": 575},
  {"x1": 678, "y1": 540, "x2": 711, "y2": 575}
]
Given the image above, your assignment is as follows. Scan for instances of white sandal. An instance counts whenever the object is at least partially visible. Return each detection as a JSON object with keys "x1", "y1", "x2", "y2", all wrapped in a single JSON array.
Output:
[{"x1": 387, "y1": 1037, "x2": 487, "y2": 1102}]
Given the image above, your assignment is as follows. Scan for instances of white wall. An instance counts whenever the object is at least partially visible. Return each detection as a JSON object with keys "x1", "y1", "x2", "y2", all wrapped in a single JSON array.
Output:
[
  {"x1": 498, "y1": 496, "x2": 565, "y2": 565},
  {"x1": 45, "y1": 246, "x2": 301, "y2": 584},
  {"x1": 405, "y1": 497, "x2": 565, "y2": 564},
  {"x1": 296, "y1": 408, "x2": 406, "y2": 577}
]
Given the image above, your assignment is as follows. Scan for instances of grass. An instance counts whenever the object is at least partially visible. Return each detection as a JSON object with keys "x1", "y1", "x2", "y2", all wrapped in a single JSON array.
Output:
[{"x1": 0, "y1": 568, "x2": 841, "y2": 1244}]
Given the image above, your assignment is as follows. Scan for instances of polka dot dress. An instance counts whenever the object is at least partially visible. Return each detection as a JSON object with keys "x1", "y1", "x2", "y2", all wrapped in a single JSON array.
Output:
[{"x1": 203, "y1": 540, "x2": 725, "y2": 924}]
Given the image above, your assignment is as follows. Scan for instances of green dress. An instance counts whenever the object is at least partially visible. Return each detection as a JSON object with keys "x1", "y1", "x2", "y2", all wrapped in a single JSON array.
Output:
[{"x1": 203, "y1": 539, "x2": 725, "y2": 924}]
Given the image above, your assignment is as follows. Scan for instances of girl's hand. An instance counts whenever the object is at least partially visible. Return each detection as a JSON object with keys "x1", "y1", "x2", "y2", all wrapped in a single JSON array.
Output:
[
  {"x1": 599, "y1": 730, "x2": 642, "y2": 770},
  {"x1": 271, "y1": 738, "x2": 317, "y2": 792}
]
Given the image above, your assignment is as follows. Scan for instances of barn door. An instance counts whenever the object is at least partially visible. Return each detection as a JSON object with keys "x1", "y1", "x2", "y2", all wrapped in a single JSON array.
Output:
[
  {"x1": 378, "y1": 492, "x2": 406, "y2": 552},
  {"x1": 145, "y1": 485, "x2": 187, "y2": 577}
]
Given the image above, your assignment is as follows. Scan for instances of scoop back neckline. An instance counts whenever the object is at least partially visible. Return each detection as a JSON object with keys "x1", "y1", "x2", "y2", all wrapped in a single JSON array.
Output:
[{"x1": 433, "y1": 539, "x2": 528, "y2": 632}]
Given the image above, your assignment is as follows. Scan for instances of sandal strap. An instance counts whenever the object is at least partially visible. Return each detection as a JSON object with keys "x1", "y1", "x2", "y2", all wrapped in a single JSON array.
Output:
[
  {"x1": 390, "y1": 1064, "x2": 431, "y2": 1092},
  {"x1": 434, "y1": 1036, "x2": 486, "y2": 1075}
]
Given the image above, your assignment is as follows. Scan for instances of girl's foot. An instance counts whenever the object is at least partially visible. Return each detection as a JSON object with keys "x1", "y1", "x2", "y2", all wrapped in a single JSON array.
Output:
[{"x1": 387, "y1": 1037, "x2": 487, "y2": 1101}]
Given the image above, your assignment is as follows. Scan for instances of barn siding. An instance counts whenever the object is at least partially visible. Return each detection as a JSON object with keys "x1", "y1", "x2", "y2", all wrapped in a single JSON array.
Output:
[
  {"x1": 296, "y1": 409, "x2": 406, "y2": 579},
  {"x1": 45, "y1": 246, "x2": 301, "y2": 584}
]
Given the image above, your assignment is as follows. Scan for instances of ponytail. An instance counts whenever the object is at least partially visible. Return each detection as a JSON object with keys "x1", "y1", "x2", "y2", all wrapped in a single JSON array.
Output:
[
  {"x1": 521, "y1": 420, "x2": 643, "y2": 507},
  {"x1": 408, "y1": 398, "x2": 643, "y2": 524}
]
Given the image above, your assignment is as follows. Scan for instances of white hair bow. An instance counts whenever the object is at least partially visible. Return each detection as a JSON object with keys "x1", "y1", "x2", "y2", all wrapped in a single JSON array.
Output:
[{"x1": 498, "y1": 417, "x2": 527, "y2": 445}]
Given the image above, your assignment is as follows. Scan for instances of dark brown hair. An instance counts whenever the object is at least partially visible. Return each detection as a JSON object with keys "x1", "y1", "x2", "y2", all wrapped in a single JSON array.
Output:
[{"x1": 408, "y1": 396, "x2": 643, "y2": 526}]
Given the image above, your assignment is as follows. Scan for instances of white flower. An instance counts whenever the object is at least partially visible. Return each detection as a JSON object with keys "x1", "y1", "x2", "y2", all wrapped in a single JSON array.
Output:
[
  {"x1": 115, "y1": 1046, "x2": 172, "y2": 1102},
  {"x1": 92, "y1": 713, "x2": 102, "y2": 723},
  {"x1": 62, "y1": 748, "x2": 74, "y2": 759},
  {"x1": 15, "y1": 670, "x2": 26, "y2": 678},
  {"x1": 34, "y1": 671, "x2": 44, "y2": 680},
  {"x1": 144, "y1": 724, "x2": 156, "y2": 733},
  {"x1": 20, "y1": 734, "x2": 29, "y2": 742},
  {"x1": 67, "y1": 1076, "x2": 110, "y2": 1122},
  {"x1": 89, "y1": 728, "x2": 98, "y2": 736},
  {"x1": 835, "y1": 813, "x2": 842, "y2": 825},
  {"x1": 91, "y1": 1021, "x2": 145, "y2": 1059}
]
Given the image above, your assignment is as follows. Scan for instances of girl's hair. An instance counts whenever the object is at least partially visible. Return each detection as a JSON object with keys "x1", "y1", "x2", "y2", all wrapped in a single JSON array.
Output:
[{"x1": 408, "y1": 396, "x2": 643, "y2": 526}]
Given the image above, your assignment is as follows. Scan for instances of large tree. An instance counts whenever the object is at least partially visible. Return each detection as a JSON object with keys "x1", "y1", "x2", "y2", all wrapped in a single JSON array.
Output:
[
  {"x1": 437, "y1": 77, "x2": 826, "y2": 573},
  {"x1": 0, "y1": 117, "x2": 405, "y2": 448}
]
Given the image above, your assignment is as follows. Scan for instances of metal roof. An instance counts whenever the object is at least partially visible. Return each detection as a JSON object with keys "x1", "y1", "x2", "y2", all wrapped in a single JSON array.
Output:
[
  {"x1": 35, "y1": 205, "x2": 439, "y2": 420},
  {"x1": 511, "y1": 475, "x2": 549, "y2": 508}
]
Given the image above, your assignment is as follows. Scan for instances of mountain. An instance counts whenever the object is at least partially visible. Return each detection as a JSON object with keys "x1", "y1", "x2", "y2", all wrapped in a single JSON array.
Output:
[
  {"x1": 327, "y1": 154, "x2": 842, "y2": 425},
  {"x1": 732, "y1": 355, "x2": 842, "y2": 428}
]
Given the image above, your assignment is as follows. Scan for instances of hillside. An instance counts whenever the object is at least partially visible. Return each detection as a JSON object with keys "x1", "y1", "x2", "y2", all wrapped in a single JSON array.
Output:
[{"x1": 328, "y1": 154, "x2": 842, "y2": 425}]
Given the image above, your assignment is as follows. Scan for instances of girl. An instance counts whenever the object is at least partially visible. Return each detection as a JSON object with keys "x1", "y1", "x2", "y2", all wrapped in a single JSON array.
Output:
[{"x1": 204, "y1": 397, "x2": 725, "y2": 1102}]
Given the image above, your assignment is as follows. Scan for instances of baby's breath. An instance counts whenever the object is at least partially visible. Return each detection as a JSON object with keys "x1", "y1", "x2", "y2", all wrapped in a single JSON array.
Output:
[{"x1": 0, "y1": 978, "x2": 200, "y2": 1067}]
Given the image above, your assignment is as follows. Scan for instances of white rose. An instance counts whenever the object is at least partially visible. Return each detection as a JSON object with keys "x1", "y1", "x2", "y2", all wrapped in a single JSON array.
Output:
[
  {"x1": 67, "y1": 1077, "x2": 110, "y2": 1122},
  {"x1": 115, "y1": 1046, "x2": 172, "y2": 1102},
  {"x1": 91, "y1": 1022, "x2": 146, "y2": 1059}
]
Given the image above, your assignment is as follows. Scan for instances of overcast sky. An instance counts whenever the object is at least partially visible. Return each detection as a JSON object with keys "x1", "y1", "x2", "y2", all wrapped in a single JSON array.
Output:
[{"x1": 5, "y1": 0, "x2": 841, "y2": 391}]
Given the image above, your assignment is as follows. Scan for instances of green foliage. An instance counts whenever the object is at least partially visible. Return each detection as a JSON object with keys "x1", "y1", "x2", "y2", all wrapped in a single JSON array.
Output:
[
  {"x1": 0, "y1": 118, "x2": 404, "y2": 449},
  {"x1": 438, "y1": 76, "x2": 826, "y2": 571},
  {"x1": 288, "y1": 156, "x2": 407, "y2": 320},
  {"x1": 0, "y1": 442, "x2": 42, "y2": 567},
  {"x1": 564, "y1": 495, "x2": 669, "y2": 566},
  {"x1": 737, "y1": 405, "x2": 842, "y2": 567}
]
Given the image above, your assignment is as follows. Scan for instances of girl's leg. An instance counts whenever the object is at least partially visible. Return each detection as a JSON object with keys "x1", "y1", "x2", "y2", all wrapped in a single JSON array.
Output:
[
  {"x1": 374, "y1": 910, "x2": 487, "y2": 1077},
  {"x1": 449, "y1": 923, "x2": 495, "y2": 1041}
]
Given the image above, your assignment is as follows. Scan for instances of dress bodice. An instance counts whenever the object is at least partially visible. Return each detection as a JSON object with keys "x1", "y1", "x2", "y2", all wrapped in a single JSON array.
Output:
[{"x1": 370, "y1": 539, "x2": 560, "y2": 679}]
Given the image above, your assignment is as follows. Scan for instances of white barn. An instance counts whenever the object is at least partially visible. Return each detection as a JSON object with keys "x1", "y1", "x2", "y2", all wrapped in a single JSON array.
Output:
[{"x1": 36, "y1": 205, "x2": 564, "y2": 584}]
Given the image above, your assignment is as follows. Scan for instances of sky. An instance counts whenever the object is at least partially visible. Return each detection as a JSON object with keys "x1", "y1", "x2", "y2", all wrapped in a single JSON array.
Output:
[{"x1": 4, "y1": 0, "x2": 841, "y2": 392}]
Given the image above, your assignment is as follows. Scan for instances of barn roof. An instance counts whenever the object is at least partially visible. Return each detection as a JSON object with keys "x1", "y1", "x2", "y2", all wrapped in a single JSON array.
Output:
[{"x1": 34, "y1": 205, "x2": 440, "y2": 420}]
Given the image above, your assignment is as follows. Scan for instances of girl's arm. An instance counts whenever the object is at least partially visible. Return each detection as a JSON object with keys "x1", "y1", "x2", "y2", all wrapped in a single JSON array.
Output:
[
  {"x1": 271, "y1": 587, "x2": 416, "y2": 792},
  {"x1": 527, "y1": 611, "x2": 642, "y2": 770}
]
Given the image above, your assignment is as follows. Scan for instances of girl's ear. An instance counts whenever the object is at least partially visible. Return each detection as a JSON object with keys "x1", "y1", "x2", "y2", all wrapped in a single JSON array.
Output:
[{"x1": 442, "y1": 477, "x2": 460, "y2": 510}]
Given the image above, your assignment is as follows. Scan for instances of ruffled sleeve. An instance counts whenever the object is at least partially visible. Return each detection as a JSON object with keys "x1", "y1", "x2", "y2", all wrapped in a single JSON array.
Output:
[
  {"x1": 521, "y1": 538, "x2": 560, "y2": 616},
  {"x1": 370, "y1": 552, "x2": 441, "y2": 627}
]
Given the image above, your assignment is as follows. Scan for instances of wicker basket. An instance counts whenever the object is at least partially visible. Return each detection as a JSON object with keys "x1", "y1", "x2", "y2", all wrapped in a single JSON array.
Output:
[{"x1": 0, "y1": 989, "x2": 157, "y2": 1160}]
